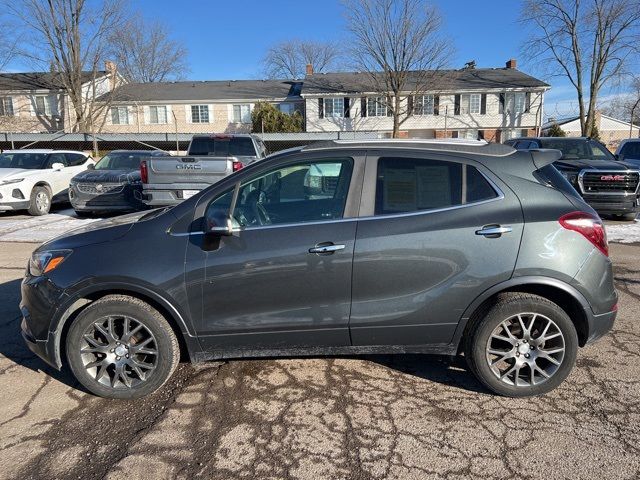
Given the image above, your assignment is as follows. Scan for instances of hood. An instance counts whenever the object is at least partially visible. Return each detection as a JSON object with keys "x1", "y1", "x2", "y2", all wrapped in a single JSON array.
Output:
[
  {"x1": 0, "y1": 168, "x2": 30, "y2": 181},
  {"x1": 40, "y1": 210, "x2": 155, "y2": 250},
  {"x1": 71, "y1": 169, "x2": 141, "y2": 184},
  {"x1": 554, "y1": 158, "x2": 639, "y2": 172}
]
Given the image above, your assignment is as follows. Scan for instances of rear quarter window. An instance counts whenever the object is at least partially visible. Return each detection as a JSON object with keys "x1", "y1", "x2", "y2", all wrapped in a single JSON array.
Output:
[
  {"x1": 535, "y1": 164, "x2": 581, "y2": 199},
  {"x1": 375, "y1": 157, "x2": 499, "y2": 215}
]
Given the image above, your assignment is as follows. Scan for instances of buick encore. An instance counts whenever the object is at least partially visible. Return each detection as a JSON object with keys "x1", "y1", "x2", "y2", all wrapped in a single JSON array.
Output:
[{"x1": 20, "y1": 140, "x2": 617, "y2": 399}]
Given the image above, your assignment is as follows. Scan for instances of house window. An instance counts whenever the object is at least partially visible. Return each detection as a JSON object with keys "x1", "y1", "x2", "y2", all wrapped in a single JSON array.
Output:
[
  {"x1": 0, "y1": 97, "x2": 13, "y2": 116},
  {"x1": 34, "y1": 95, "x2": 57, "y2": 116},
  {"x1": 462, "y1": 129, "x2": 479, "y2": 140},
  {"x1": 191, "y1": 105, "x2": 209, "y2": 123},
  {"x1": 414, "y1": 95, "x2": 434, "y2": 115},
  {"x1": 110, "y1": 106, "x2": 129, "y2": 125},
  {"x1": 459, "y1": 94, "x2": 481, "y2": 114},
  {"x1": 367, "y1": 97, "x2": 388, "y2": 117},
  {"x1": 149, "y1": 106, "x2": 168, "y2": 124},
  {"x1": 279, "y1": 103, "x2": 295, "y2": 115},
  {"x1": 505, "y1": 93, "x2": 526, "y2": 114},
  {"x1": 233, "y1": 104, "x2": 251, "y2": 123},
  {"x1": 323, "y1": 97, "x2": 344, "y2": 118}
]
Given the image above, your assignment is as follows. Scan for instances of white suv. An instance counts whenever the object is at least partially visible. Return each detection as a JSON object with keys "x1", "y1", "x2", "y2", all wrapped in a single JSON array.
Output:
[{"x1": 0, "y1": 149, "x2": 94, "y2": 215}]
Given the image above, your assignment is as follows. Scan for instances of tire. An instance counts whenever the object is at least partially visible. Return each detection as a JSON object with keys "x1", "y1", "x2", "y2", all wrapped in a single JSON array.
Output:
[
  {"x1": 617, "y1": 213, "x2": 638, "y2": 221},
  {"x1": 74, "y1": 210, "x2": 94, "y2": 218},
  {"x1": 465, "y1": 293, "x2": 578, "y2": 397},
  {"x1": 66, "y1": 295, "x2": 180, "y2": 399},
  {"x1": 28, "y1": 186, "x2": 51, "y2": 216}
]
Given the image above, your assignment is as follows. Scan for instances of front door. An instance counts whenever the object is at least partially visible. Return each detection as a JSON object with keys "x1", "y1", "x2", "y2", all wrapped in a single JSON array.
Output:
[
  {"x1": 350, "y1": 154, "x2": 524, "y2": 347},
  {"x1": 187, "y1": 155, "x2": 361, "y2": 354}
]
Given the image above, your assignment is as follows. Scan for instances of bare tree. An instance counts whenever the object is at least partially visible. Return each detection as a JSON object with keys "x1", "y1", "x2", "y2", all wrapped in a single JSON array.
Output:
[
  {"x1": 108, "y1": 13, "x2": 189, "y2": 83},
  {"x1": 4, "y1": 0, "x2": 124, "y2": 135},
  {"x1": 263, "y1": 40, "x2": 342, "y2": 79},
  {"x1": 601, "y1": 77, "x2": 640, "y2": 136},
  {"x1": 522, "y1": 0, "x2": 640, "y2": 137},
  {"x1": 0, "y1": 16, "x2": 19, "y2": 72},
  {"x1": 342, "y1": 0, "x2": 453, "y2": 137}
]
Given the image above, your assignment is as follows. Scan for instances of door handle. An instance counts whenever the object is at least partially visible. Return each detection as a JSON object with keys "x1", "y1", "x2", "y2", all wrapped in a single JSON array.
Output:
[
  {"x1": 308, "y1": 243, "x2": 345, "y2": 254},
  {"x1": 475, "y1": 225, "x2": 512, "y2": 237}
]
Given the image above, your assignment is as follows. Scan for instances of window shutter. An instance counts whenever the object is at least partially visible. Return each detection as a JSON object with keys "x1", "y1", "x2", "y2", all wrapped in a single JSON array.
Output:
[
  {"x1": 166, "y1": 105, "x2": 172, "y2": 124},
  {"x1": 434, "y1": 95, "x2": 440, "y2": 116},
  {"x1": 186, "y1": 105, "x2": 192, "y2": 124},
  {"x1": 344, "y1": 97, "x2": 350, "y2": 118},
  {"x1": 454, "y1": 95, "x2": 461, "y2": 115},
  {"x1": 361, "y1": 97, "x2": 367, "y2": 117},
  {"x1": 480, "y1": 94, "x2": 487, "y2": 115},
  {"x1": 525, "y1": 92, "x2": 531, "y2": 113},
  {"x1": 499, "y1": 93, "x2": 505, "y2": 114},
  {"x1": 386, "y1": 96, "x2": 393, "y2": 117},
  {"x1": 318, "y1": 98, "x2": 324, "y2": 119},
  {"x1": 143, "y1": 106, "x2": 150, "y2": 124},
  {"x1": 407, "y1": 96, "x2": 414, "y2": 115},
  {"x1": 208, "y1": 104, "x2": 214, "y2": 123}
]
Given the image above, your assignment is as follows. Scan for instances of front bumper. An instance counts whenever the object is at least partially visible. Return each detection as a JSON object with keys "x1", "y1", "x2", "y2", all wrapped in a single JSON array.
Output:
[
  {"x1": 582, "y1": 194, "x2": 639, "y2": 215},
  {"x1": 69, "y1": 183, "x2": 146, "y2": 213}
]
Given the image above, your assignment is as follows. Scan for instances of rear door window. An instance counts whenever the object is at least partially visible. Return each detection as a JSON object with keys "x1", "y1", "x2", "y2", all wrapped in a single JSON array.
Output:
[
  {"x1": 375, "y1": 157, "x2": 498, "y2": 215},
  {"x1": 65, "y1": 153, "x2": 88, "y2": 166}
]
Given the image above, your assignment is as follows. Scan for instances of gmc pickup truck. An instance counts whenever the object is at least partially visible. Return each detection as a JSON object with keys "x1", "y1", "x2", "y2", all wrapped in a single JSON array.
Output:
[
  {"x1": 506, "y1": 136, "x2": 640, "y2": 219},
  {"x1": 142, "y1": 134, "x2": 267, "y2": 206}
]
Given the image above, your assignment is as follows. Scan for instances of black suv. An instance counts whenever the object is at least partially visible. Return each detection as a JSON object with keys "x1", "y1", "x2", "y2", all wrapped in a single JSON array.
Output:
[
  {"x1": 506, "y1": 137, "x2": 640, "y2": 219},
  {"x1": 21, "y1": 140, "x2": 617, "y2": 399}
]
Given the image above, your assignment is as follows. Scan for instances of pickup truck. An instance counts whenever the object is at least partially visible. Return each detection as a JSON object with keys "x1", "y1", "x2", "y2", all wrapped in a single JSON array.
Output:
[
  {"x1": 142, "y1": 134, "x2": 267, "y2": 206},
  {"x1": 505, "y1": 136, "x2": 640, "y2": 219}
]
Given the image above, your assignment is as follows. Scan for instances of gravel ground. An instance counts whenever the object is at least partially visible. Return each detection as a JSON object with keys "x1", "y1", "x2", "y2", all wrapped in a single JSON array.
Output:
[{"x1": 0, "y1": 241, "x2": 639, "y2": 480}]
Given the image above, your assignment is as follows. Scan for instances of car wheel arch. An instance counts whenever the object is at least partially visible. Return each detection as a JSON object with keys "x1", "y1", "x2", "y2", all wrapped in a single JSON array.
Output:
[
  {"x1": 49, "y1": 284, "x2": 197, "y2": 369},
  {"x1": 454, "y1": 277, "x2": 592, "y2": 352}
]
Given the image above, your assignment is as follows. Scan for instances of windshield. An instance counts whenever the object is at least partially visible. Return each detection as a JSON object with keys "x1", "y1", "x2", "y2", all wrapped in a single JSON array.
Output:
[
  {"x1": 95, "y1": 152, "x2": 146, "y2": 170},
  {"x1": 0, "y1": 152, "x2": 48, "y2": 169},
  {"x1": 620, "y1": 142, "x2": 640, "y2": 160},
  {"x1": 538, "y1": 139, "x2": 614, "y2": 161},
  {"x1": 188, "y1": 137, "x2": 256, "y2": 157}
]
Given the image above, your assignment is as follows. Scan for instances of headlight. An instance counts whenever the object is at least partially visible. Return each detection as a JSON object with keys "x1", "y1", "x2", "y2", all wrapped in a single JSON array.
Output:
[
  {"x1": 29, "y1": 249, "x2": 72, "y2": 276},
  {"x1": 560, "y1": 171, "x2": 577, "y2": 184},
  {"x1": 1, "y1": 178, "x2": 24, "y2": 185}
]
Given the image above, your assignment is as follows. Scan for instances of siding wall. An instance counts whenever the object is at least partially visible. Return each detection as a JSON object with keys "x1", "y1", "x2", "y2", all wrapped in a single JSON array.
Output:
[
  {"x1": 0, "y1": 92, "x2": 65, "y2": 133},
  {"x1": 305, "y1": 90, "x2": 545, "y2": 138}
]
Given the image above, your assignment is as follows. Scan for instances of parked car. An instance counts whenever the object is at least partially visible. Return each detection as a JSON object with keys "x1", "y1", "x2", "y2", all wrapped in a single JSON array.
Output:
[
  {"x1": 0, "y1": 149, "x2": 93, "y2": 215},
  {"x1": 69, "y1": 150, "x2": 171, "y2": 216},
  {"x1": 21, "y1": 139, "x2": 617, "y2": 399},
  {"x1": 505, "y1": 137, "x2": 640, "y2": 219},
  {"x1": 615, "y1": 139, "x2": 640, "y2": 169},
  {"x1": 142, "y1": 134, "x2": 267, "y2": 207}
]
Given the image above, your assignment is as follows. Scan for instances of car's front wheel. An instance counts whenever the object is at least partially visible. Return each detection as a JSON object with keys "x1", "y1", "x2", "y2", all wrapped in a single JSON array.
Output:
[
  {"x1": 465, "y1": 293, "x2": 578, "y2": 397},
  {"x1": 28, "y1": 186, "x2": 51, "y2": 216},
  {"x1": 66, "y1": 295, "x2": 180, "y2": 399}
]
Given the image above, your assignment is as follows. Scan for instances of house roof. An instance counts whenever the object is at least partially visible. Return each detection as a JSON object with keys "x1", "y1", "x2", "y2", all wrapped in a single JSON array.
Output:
[
  {"x1": 301, "y1": 68, "x2": 549, "y2": 95},
  {"x1": 542, "y1": 114, "x2": 640, "y2": 131},
  {"x1": 0, "y1": 71, "x2": 108, "y2": 91},
  {"x1": 103, "y1": 79, "x2": 304, "y2": 103}
]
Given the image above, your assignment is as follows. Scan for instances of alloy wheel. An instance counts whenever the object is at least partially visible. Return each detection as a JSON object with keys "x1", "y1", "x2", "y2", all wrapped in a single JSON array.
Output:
[
  {"x1": 485, "y1": 312, "x2": 565, "y2": 387},
  {"x1": 35, "y1": 191, "x2": 50, "y2": 213},
  {"x1": 79, "y1": 316, "x2": 158, "y2": 389}
]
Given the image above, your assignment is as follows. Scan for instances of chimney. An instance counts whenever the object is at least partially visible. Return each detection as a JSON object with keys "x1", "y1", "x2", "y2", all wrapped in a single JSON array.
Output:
[
  {"x1": 506, "y1": 58, "x2": 517, "y2": 69},
  {"x1": 105, "y1": 60, "x2": 117, "y2": 90},
  {"x1": 306, "y1": 63, "x2": 314, "y2": 76}
]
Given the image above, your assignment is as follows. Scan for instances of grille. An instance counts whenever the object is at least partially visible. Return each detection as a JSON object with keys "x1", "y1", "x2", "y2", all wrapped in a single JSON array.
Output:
[
  {"x1": 580, "y1": 171, "x2": 639, "y2": 194},
  {"x1": 76, "y1": 183, "x2": 124, "y2": 195}
]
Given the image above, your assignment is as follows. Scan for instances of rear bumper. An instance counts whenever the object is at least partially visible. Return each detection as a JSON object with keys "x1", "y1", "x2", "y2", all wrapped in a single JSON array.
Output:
[
  {"x1": 143, "y1": 184, "x2": 210, "y2": 206},
  {"x1": 585, "y1": 308, "x2": 617, "y2": 344}
]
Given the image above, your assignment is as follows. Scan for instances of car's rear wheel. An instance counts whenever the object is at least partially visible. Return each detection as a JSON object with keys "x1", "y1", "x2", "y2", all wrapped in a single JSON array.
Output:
[
  {"x1": 28, "y1": 186, "x2": 51, "y2": 216},
  {"x1": 66, "y1": 295, "x2": 180, "y2": 399},
  {"x1": 465, "y1": 293, "x2": 578, "y2": 397}
]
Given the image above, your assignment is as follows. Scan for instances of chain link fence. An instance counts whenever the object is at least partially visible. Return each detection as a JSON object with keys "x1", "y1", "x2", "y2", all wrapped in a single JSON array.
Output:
[{"x1": 0, "y1": 131, "x2": 383, "y2": 157}]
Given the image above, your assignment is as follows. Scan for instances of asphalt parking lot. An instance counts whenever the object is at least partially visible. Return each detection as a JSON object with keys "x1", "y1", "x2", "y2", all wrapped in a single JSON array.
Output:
[{"x1": 0, "y1": 216, "x2": 639, "y2": 479}]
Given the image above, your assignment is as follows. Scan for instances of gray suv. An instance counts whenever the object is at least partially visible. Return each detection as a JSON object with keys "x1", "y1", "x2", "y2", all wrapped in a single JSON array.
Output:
[{"x1": 20, "y1": 140, "x2": 617, "y2": 399}]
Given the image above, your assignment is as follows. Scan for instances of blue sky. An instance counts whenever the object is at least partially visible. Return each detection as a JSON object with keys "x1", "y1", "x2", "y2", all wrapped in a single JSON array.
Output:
[{"x1": 9, "y1": 0, "x2": 604, "y2": 117}]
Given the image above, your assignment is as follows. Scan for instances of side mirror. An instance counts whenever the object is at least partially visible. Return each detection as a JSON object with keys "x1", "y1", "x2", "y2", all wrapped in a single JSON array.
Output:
[
  {"x1": 87, "y1": 163, "x2": 95, "y2": 170},
  {"x1": 205, "y1": 208, "x2": 239, "y2": 236},
  {"x1": 51, "y1": 162, "x2": 64, "y2": 171}
]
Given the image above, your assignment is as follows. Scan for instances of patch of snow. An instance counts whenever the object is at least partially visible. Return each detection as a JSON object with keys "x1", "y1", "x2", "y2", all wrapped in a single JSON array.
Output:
[
  {"x1": 0, "y1": 209, "x2": 102, "y2": 243},
  {"x1": 606, "y1": 220, "x2": 640, "y2": 244}
]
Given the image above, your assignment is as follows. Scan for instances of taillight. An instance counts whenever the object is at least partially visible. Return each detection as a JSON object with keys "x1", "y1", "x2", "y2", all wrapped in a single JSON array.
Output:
[
  {"x1": 232, "y1": 161, "x2": 244, "y2": 172},
  {"x1": 140, "y1": 160, "x2": 148, "y2": 183},
  {"x1": 559, "y1": 211, "x2": 608, "y2": 256}
]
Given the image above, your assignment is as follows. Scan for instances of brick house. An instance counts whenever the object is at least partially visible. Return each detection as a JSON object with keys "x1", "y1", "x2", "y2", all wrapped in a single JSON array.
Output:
[
  {"x1": 99, "y1": 80, "x2": 304, "y2": 134},
  {"x1": 0, "y1": 69, "x2": 117, "y2": 133},
  {"x1": 302, "y1": 60, "x2": 549, "y2": 142}
]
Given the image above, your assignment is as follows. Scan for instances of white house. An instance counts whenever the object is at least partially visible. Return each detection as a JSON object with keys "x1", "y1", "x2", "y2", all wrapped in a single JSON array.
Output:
[{"x1": 542, "y1": 113, "x2": 640, "y2": 150}]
